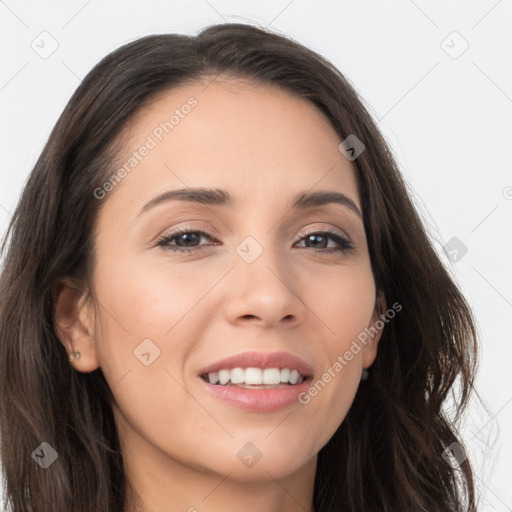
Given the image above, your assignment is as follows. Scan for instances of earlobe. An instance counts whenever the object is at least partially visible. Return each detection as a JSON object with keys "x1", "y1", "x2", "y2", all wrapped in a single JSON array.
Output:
[
  {"x1": 52, "y1": 277, "x2": 100, "y2": 372},
  {"x1": 361, "y1": 292, "x2": 387, "y2": 370},
  {"x1": 376, "y1": 293, "x2": 386, "y2": 318}
]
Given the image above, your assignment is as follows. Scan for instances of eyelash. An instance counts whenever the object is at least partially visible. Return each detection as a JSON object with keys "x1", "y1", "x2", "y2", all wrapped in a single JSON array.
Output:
[{"x1": 156, "y1": 226, "x2": 355, "y2": 255}]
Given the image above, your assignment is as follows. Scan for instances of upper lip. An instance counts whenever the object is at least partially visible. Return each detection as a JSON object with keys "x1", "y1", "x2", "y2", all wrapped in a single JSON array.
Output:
[{"x1": 199, "y1": 350, "x2": 314, "y2": 378}]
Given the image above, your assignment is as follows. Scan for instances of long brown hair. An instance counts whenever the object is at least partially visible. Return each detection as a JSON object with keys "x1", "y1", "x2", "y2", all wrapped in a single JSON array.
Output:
[{"x1": 0, "y1": 22, "x2": 478, "y2": 511}]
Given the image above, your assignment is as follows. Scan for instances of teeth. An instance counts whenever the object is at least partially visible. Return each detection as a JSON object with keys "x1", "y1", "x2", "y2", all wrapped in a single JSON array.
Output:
[
  {"x1": 245, "y1": 367, "x2": 263, "y2": 385},
  {"x1": 289, "y1": 369, "x2": 300, "y2": 385},
  {"x1": 218, "y1": 369, "x2": 230, "y2": 385},
  {"x1": 203, "y1": 367, "x2": 306, "y2": 386},
  {"x1": 230, "y1": 367, "x2": 245, "y2": 384},
  {"x1": 262, "y1": 368, "x2": 281, "y2": 385}
]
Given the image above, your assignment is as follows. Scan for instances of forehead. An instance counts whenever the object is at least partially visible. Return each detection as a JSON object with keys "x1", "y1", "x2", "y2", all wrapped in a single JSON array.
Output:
[{"x1": 102, "y1": 79, "x2": 361, "y2": 215}]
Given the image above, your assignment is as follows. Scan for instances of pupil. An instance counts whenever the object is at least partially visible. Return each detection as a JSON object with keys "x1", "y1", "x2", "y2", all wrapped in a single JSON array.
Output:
[
  {"x1": 308, "y1": 234, "x2": 326, "y2": 248},
  {"x1": 177, "y1": 233, "x2": 198, "y2": 246}
]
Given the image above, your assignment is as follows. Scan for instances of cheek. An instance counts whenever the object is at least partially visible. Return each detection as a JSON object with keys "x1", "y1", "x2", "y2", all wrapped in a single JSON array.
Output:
[
  {"x1": 92, "y1": 246, "x2": 211, "y2": 347},
  {"x1": 90, "y1": 244, "x2": 219, "y2": 388},
  {"x1": 88, "y1": 252, "x2": 190, "y2": 399},
  {"x1": 297, "y1": 264, "x2": 375, "y2": 430},
  {"x1": 306, "y1": 260, "x2": 376, "y2": 349},
  {"x1": 90, "y1": 258, "x2": 206, "y2": 447}
]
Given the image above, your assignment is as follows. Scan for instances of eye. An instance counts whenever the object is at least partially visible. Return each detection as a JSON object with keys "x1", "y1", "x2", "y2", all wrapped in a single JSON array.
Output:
[
  {"x1": 156, "y1": 226, "x2": 355, "y2": 254},
  {"x1": 295, "y1": 227, "x2": 355, "y2": 254},
  {"x1": 156, "y1": 228, "x2": 217, "y2": 253}
]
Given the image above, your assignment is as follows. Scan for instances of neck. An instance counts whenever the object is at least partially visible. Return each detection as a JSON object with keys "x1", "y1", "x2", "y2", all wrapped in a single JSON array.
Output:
[{"x1": 120, "y1": 432, "x2": 317, "y2": 512}]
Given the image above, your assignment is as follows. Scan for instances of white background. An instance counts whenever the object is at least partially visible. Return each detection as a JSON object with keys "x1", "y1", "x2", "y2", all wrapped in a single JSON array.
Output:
[{"x1": 1, "y1": 1, "x2": 511, "y2": 510}]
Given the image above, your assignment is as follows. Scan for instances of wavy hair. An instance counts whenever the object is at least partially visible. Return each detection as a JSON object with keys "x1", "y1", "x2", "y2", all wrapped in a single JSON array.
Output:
[{"x1": 0, "y1": 22, "x2": 478, "y2": 511}]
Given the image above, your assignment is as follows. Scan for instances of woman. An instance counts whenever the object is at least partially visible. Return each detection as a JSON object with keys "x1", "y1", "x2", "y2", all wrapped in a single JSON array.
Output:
[{"x1": 0, "y1": 22, "x2": 478, "y2": 512}]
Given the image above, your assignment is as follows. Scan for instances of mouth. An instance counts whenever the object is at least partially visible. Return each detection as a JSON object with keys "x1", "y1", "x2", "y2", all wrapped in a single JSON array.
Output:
[
  {"x1": 196, "y1": 350, "x2": 314, "y2": 412},
  {"x1": 200, "y1": 367, "x2": 310, "y2": 389}
]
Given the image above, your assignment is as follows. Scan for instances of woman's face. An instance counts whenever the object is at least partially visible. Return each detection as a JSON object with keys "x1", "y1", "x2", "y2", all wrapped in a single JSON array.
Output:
[{"x1": 85, "y1": 79, "x2": 384, "y2": 485}]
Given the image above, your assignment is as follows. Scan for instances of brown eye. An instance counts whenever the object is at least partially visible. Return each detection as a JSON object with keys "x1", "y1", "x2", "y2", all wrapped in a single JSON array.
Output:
[
  {"x1": 295, "y1": 229, "x2": 354, "y2": 254},
  {"x1": 156, "y1": 229, "x2": 216, "y2": 253},
  {"x1": 156, "y1": 227, "x2": 354, "y2": 254}
]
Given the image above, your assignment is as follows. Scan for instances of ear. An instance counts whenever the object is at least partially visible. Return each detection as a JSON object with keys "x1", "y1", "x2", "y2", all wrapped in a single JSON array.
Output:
[
  {"x1": 361, "y1": 291, "x2": 387, "y2": 369},
  {"x1": 52, "y1": 276, "x2": 100, "y2": 372}
]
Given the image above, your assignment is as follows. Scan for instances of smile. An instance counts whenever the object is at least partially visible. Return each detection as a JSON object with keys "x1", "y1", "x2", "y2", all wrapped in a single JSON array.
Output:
[{"x1": 200, "y1": 367, "x2": 305, "y2": 387}]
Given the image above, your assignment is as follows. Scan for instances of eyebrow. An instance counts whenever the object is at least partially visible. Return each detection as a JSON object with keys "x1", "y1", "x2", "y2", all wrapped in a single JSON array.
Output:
[{"x1": 137, "y1": 187, "x2": 362, "y2": 219}]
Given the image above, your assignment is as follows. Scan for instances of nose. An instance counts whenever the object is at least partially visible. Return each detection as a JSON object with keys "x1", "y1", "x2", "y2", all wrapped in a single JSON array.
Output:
[{"x1": 222, "y1": 240, "x2": 307, "y2": 329}]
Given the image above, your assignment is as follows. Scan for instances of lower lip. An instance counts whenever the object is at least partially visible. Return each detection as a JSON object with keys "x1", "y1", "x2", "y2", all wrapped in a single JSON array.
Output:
[{"x1": 199, "y1": 377, "x2": 312, "y2": 413}]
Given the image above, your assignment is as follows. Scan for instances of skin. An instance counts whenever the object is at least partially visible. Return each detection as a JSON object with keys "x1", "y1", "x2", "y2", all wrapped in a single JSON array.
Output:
[{"x1": 53, "y1": 79, "x2": 386, "y2": 512}]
